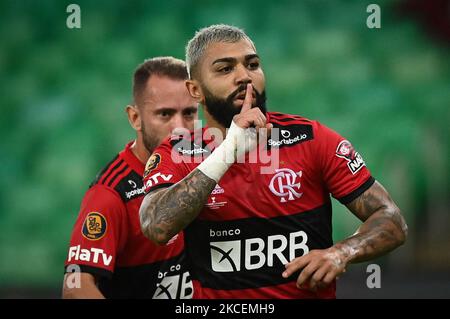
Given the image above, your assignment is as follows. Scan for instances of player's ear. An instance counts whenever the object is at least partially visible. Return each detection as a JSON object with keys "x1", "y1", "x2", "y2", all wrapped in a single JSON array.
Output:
[
  {"x1": 186, "y1": 79, "x2": 204, "y2": 104},
  {"x1": 126, "y1": 104, "x2": 141, "y2": 131}
]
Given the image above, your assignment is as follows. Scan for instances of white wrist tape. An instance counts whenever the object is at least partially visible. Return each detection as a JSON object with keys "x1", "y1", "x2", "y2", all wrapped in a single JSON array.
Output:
[{"x1": 197, "y1": 121, "x2": 244, "y2": 182}]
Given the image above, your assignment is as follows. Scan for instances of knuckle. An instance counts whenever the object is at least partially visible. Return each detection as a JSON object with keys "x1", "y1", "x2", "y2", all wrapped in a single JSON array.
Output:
[
  {"x1": 298, "y1": 274, "x2": 306, "y2": 283},
  {"x1": 322, "y1": 259, "x2": 332, "y2": 266},
  {"x1": 302, "y1": 268, "x2": 312, "y2": 278},
  {"x1": 312, "y1": 272, "x2": 322, "y2": 282}
]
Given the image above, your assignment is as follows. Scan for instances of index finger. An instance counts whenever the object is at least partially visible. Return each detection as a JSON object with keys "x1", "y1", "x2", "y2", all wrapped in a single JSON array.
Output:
[
  {"x1": 282, "y1": 255, "x2": 309, "y2": 278},
  {"x1": 240, "y1": 83, "x2": 253, "y2": 113}
]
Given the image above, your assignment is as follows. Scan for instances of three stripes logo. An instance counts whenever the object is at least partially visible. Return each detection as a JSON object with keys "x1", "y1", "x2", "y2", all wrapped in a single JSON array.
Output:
[{"x1": 210, "y1": 241, "x2": 241, "y2": 272}]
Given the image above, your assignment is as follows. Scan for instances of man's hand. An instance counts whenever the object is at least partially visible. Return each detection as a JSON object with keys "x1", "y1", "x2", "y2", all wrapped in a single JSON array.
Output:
[
  {"x1": 232, "y1": 84, "x2": 272, "y2": 131},
  {"x1": 227, "y1": 84, "x2": 272, "y2": 158},
  {"x1": 282, "y1": 247, "x2": 347, "y2": 291}
]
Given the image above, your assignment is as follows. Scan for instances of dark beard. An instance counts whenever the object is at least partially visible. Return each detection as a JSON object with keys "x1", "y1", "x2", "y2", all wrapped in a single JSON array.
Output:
[
  {"x1": 141, "y1": 120, "x2": 161, "y2": 154},
  {"x1": 203, "y1": 84, "x2": 267, "y2": 128}
]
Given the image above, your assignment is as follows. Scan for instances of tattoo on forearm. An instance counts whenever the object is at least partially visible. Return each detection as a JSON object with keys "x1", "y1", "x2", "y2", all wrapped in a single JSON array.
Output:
[
  {"x1": 140, "y1": 169, "x2": 216, "y2": 244},
  {"x1": 346, "y1": 182, "x2": 387, "y2": 221},
  {"x1": 339, "y1": 181, "x2": 408, "y2": 263}
]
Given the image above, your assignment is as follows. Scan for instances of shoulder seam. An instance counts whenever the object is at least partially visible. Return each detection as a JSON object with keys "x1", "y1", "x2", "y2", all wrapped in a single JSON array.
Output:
[
  {"x1": 269, "y1": 112, "x2": 310, "y2": 122},
  {"x1": 84, "y1": 183, "x2": 128, "y2": 217},
  {"x1": 88, "y1": 183, "x2": 125, "y2": 204},
  {"x1": 270, "y1": 118, "x2": 312, "y2": 125}
]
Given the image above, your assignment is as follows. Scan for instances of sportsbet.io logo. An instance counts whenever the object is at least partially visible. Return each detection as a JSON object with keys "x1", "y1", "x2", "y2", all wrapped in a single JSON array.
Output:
[
  {"x1": 268, "y1": 128, "x2": 309, "y2": 148},
  {"x1": 82, "y1": 212, "x2": 107, "y2": 240}
]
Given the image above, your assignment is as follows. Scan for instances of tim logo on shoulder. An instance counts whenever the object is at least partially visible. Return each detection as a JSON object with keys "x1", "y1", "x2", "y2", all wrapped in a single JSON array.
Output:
[{"x1": 336, "y1": 140, "x2": 366, "y2": 174}]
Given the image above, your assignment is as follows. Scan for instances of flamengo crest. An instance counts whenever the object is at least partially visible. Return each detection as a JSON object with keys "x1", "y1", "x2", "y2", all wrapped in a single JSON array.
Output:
[{"x1": 269, "y1": 168, "x2": 303, "y2": 203}]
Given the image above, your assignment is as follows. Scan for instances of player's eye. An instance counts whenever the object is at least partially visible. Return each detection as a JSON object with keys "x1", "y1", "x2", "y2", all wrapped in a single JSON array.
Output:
[
  {"x1": 183, "y1": 108, "x2": 197, "y2": 119},
  {"x1": 248, "y1": 61, "x2": 260, "y2": 70},
  {"x1": 157, "y1": 110, "x2": 174, "y2": 120},
  {"x1": 218, "y1": 66, "x2": 233, "y2": 74}
]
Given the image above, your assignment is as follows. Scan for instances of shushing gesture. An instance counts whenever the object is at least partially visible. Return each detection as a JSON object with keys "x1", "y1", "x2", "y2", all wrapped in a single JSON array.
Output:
[{"x1": 228, "y1": 84, "x2": 272, "y2": 158}]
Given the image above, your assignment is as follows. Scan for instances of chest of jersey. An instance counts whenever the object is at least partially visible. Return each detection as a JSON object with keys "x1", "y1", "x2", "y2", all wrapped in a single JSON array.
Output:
[
  {"x1": 199, "y1": 143, "x2": 328, "y2": 222},
  {"x1": 184, "y1": 144, "x2": 334, "y2": 293}
]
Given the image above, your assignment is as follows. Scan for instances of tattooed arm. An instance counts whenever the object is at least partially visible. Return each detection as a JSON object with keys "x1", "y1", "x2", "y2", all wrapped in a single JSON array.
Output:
[
  {"x1": 139, "y1": 169, "x2": 216, "y2": 245},
  {"x1": 283, "y1": 181, "x2": 408, "y2": 290},
  {"x1": 335, "y1": 180, "x2": 408, "y2": 262}
]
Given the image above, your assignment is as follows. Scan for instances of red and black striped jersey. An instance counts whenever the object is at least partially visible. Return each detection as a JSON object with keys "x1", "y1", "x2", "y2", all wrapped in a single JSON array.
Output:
[
  {"x1": 143, "y1": 112, "x2": 374, "y2": 299},
  {"x1": 64, "y1": 142, "x2": 193, "y2": 299}
]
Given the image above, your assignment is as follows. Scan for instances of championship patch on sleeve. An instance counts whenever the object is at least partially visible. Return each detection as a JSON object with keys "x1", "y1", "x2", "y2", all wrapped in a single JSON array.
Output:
[
  {"x1": 82, "y1": 212, "x2": 107, "y2": 240},
  {"x1": 335, "y1": 140, "x2": 366, "y2": 174},
  {"x1": 144, "y1": 153, "x2": 161, "y2": 178}
]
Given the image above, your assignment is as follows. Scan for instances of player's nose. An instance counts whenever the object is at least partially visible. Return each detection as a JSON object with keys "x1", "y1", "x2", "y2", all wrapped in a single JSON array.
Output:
[
  {"x1": 235, "y1": 64, "x2": 252, "y2": 86},
  {"x1": 169, "y1": 114, "x2": 185, "y2": 132}
]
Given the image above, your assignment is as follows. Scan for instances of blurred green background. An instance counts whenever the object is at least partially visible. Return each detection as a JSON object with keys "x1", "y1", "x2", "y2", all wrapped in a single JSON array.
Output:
[{"x1": 0, "y1": 0, "x2": 449, "y2": 298}]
